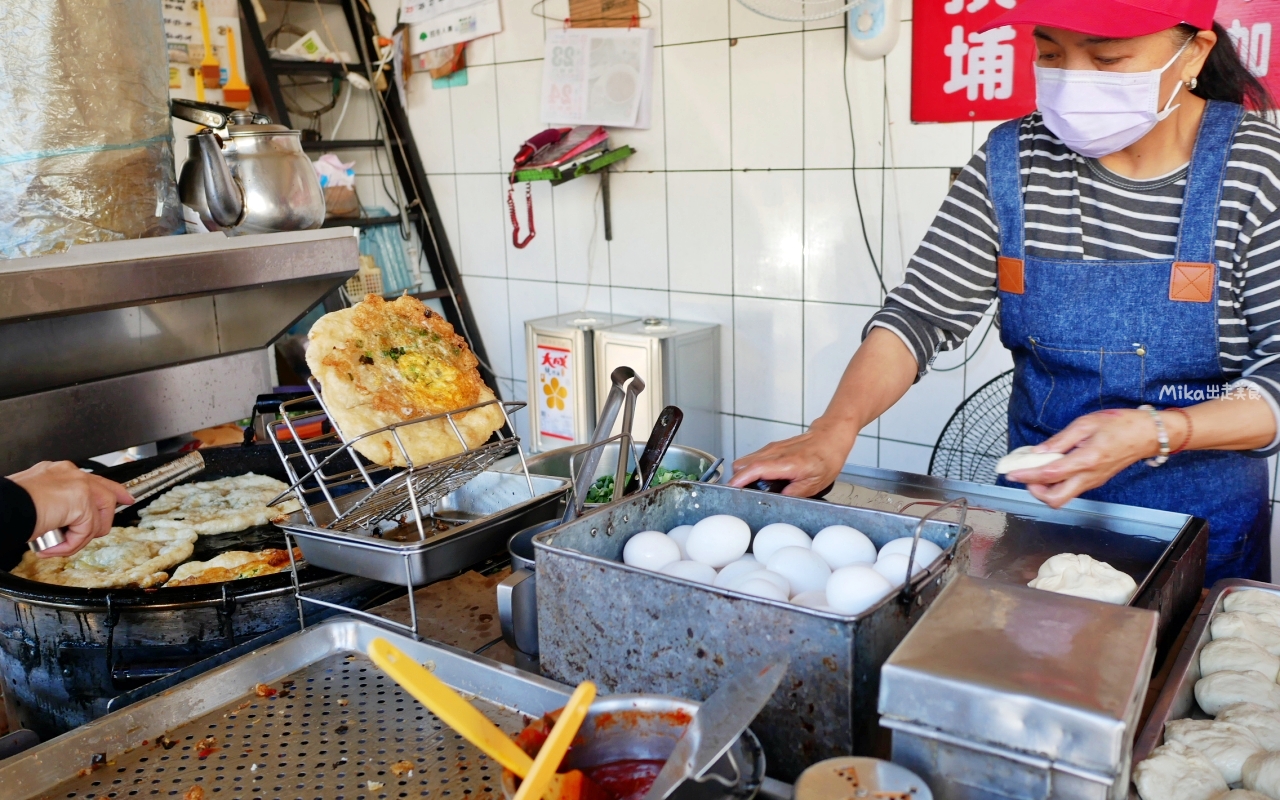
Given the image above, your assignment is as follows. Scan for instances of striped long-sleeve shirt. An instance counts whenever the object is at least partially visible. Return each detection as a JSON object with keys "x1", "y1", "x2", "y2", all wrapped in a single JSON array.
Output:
[{"x1": 867, "y1": 111, "x2": 1280, "y2": 455}]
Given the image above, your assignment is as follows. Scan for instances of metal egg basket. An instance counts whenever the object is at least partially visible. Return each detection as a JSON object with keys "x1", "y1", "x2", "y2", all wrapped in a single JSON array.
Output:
[{"x1": 265, "y1": 376, "x2": 544, "y2": 637}]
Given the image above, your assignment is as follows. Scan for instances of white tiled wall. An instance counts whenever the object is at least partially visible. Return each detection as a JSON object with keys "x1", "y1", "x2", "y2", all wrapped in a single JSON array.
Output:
[
  {"x1": 394, "y1": 0, "x2": 1011, "y2": 477},
  {"x1": 297, "y1": 0, "x2": 1280, "y2": 576}
]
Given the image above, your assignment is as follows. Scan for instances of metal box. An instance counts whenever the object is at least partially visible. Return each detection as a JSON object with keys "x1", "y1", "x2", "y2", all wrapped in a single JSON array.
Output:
[
  {"x1": 534, "y1": 481, "x2": 971, "y2": 782},
  {"x1": 594, "y1": 317, "x2": 721, "y2": 456},
  {"x1": 524, "y1": 311, "x2": 636, "y2": 451},
  {"x1": 879, "y1": 576, "x2": 1159, "y2": 800}
]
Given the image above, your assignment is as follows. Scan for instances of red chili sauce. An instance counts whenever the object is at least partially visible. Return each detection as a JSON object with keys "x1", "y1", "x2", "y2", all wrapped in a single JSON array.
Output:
[
  {"x1": 582, "y1": 759, "x2": 665, "y2": 800},
  {"x1": 512, "y1": 711, "x2": 676, "y2": 800}
]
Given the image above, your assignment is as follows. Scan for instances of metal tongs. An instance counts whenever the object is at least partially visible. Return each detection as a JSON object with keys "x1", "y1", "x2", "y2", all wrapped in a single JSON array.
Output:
[
  {"x1": 562, "y1": 366, "x2": 644, "y2": 522},
  {"x1": 28, "y1": 451, "x2": 207, "y2": 552}
]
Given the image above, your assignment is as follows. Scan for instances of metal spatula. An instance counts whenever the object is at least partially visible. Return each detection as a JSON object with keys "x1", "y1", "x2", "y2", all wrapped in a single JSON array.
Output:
[{"x1": 640, "y1": 659, "x2": 789, "y2": 800}]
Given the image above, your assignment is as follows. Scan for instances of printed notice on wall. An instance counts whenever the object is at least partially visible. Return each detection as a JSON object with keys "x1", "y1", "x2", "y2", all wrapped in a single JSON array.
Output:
[
  {"x1": 541, "y1": 27, "x2": 654, "y2": 128},
  {"x1": 536, "y1": 344, "x2": 575, "y2": 443}
]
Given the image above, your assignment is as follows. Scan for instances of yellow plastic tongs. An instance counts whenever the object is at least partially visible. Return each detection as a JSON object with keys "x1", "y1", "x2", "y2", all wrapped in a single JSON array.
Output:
[{"x1": 367, "y1": 638, "x2": 598, "y2": 800}]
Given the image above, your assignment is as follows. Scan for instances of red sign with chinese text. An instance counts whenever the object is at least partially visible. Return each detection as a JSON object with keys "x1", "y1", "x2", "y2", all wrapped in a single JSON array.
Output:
[
  {"x1": 1217, "y1": 2, "x2": 1277, "y2": 107},
  {"x1": 911, "y1": 0, "x2": 1038, "y2": 123},
  {"x1": 913, "y1": 1, "x2": 1280, "y2": 123}
]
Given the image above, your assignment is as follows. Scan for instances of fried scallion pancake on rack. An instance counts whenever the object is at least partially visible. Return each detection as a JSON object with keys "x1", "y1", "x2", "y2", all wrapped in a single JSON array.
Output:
[
  {"x1": 11, "y1": 527, "x2": 197, "y2": 589},
  {"x1": 138, "y1": 473, "x2": 301, "y2": 536},
  {"x1": 163, "y1": 547, "x2": 302, "y2": 587},
  {"x1": 305, "y1": 294, "x2": 506, "y2": 467}
]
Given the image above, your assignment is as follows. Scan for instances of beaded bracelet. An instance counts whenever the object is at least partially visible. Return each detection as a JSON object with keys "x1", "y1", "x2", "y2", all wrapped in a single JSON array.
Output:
[{"x1": 1138, "y1": 404, "x2": 1169, "y2": 467}]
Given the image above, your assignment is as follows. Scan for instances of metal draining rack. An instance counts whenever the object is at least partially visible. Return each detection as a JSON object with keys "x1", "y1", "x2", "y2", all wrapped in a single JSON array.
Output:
[{"x1": 267, "y1": 377, "x2": 536, "y2": 638}]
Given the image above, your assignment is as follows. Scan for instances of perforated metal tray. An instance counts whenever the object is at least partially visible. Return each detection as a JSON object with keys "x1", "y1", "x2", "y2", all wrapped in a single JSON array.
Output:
[{"x1": 0, "y1": 617, "x2": 574, "y2": 800}]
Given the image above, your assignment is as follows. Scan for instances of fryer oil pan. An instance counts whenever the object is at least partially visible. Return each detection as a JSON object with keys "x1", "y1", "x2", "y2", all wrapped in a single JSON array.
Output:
[{"x1": 533, "y1": 481, "x2": 971, "y2": 782}]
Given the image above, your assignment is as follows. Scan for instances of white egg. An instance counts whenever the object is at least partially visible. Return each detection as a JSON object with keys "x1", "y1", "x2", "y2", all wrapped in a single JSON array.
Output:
[
  {"x1": 877, "y1": 537, "x2": 944, "y2": 567},
  {"x1": 790, "y1": 590, "x2": 831, "y2": 610},
  {"x1": 686, "y1": 515, "x2": 751, "y2": 568},
  {"x1": 659, "y1": 560, "x2": 717, "y2": 584},
  {"x1": 714, "y1": 557, "x2": 765, "y2": 588},
  {"x1": 730, "y1": 569, "x2": 791, "y2": 597},
  {"x1": 667, "y1": 525, "x2": 694, "y2": 559},
  {"x1": 766, "y1": 547, "x2": 832, "y2": 596},
  {"x1": 811, "y1": 525, "x2": 878, "y2": 569},
  {"x1": 751, "y1": 523, "x2": 812, "y2": 564},
  {"x1": 874, "y1": 553, "x2": 925, "y2": 587},
  {"x1": 736, "y1": 577, "x2": 789, "y2": 602},
  {"x1": 826, "y1": 565, "x2": 894, "y2": 615},
  {"x1": 738, "y1": 553, "x2": 757, "y2": 562},
  {"x1": 622, "y1": 531, "x2": 682, "y2": 572}
]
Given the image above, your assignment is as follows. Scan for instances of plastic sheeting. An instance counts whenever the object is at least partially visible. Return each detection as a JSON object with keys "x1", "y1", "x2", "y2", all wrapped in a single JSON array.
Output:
[
  {"x1": 359, "y1": 210, "x2": 417, "y2": 293},
  {"x1": 0, "y1": 0, "x2": 183, "y2": 259}
]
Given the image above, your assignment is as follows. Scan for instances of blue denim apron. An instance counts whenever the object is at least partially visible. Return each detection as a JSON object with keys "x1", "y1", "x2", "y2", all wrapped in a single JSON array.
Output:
[{"x1": 988, "y1": 100, "x2": 1271, "y2": 585}]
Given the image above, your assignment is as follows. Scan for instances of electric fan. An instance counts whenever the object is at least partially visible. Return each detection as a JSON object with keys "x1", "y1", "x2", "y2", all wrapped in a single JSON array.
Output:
[{"x1": 928, "y1": 370, "x2": 1014, "y2": 484}]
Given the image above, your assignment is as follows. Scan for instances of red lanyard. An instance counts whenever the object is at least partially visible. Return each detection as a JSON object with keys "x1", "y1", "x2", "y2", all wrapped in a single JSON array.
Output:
[{"x1": 507, "y1": 181, "x2": 535, "y2": 249}]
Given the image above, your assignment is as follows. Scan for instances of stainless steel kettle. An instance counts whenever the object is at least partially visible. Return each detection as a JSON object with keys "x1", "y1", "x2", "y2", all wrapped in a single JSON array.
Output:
[{"x1": 172, "y1": 99, "x2": 326, "y2": 235}]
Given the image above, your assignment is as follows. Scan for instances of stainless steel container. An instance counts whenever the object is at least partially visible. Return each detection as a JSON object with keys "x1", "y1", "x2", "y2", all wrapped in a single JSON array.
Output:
[
  {"x1": 497, "y1": 519, "x2": 553, "y2": 658},
  {"x1": 534, "y1": 481, "x2": 971, "y2": 781},
  {"x1": 499, "y1": 695, "x2": 766, "y2": 800},
  {"x1": 1133, "y1": 579, "x2": 1280, "y2": 766},
  {"x1": 276, "y1": 471, "x2": 569, "y2": 585},
  {"x1": 879, "y1": 576, "x2": 1159, "y2": 800},
  {"x1": 594, "y1": 317, "x2": 721, "y2": 456},
  {"x1": 525, "y1": 311, "x2": 636, "y2": 451},
  {"x1": 837, "y1": 465, "x2": 1208, "y2": 664},
  {"x1": 510, "y1": 440, "x2": 723, "y2": 486}
]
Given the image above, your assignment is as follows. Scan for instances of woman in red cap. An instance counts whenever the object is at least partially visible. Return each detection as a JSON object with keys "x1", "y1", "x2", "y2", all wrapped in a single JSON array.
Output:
[{"x1": 733, "y1": 0, "x2": 1280, "y2": 584}]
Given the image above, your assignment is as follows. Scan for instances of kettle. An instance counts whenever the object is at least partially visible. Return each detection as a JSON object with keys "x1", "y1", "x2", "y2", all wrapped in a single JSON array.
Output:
[{"x1": 172, "y1": 99, "x2": 326, "y2": 235}]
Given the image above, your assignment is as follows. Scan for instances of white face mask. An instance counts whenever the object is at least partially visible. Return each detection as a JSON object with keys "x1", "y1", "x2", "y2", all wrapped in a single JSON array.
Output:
[{"x1": 1035, "y1": 41, "x2": 1191, "y2": 158}]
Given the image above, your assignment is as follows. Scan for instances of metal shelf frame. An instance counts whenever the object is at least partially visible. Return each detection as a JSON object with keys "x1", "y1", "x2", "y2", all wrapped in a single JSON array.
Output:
[{"x1": 238, "y1": 0, "x2": 500, "y2": 392}]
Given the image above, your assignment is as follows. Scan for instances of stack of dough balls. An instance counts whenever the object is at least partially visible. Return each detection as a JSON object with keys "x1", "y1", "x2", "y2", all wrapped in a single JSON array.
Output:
[
  {"x1": 619, "y1": 514, "x2": 948, "y2": 614},
  {"x1": 1134, "y1": 589, "x2": 1280, "y2": 800}
]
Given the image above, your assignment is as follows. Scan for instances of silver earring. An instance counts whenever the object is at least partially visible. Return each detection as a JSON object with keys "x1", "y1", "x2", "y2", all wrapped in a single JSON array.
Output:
[{"x1": 1188, "y1": 76, "x2": 1198, "y2": 90}]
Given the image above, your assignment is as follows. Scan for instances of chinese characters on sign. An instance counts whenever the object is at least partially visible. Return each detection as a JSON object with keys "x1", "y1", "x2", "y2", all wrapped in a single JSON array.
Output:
[
  {"x1": 535, "y1": 345, "x2": 575, "y2": 444},
  {"x1": 912, "y1": 0, "x2": 1036, "y2": 123},
  {"x1": 1217, "y1": 0, "x2": 1277, "y2": 106}
]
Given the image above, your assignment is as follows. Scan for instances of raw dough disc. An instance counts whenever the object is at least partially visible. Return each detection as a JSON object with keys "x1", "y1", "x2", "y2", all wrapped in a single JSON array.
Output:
[{"x1": 995, "y1": 446, "x2": 1064, "y2": 475}]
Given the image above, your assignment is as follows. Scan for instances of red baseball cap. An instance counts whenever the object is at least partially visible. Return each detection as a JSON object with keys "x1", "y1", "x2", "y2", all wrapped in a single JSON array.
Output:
[{"x1": 980, "y1": 0, "x2": 1217, "y2": 38}]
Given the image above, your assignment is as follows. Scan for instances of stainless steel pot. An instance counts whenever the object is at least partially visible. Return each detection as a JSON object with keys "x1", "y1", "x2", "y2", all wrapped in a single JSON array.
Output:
[
  {"x1": 500, "y1": 694, "x2": 765, "y2": 800},
  {"x1": 495, "y1": 441, "x2": 719, "y2": 658},
  {"x1": 497, "y1": 520, "x2": 555, "y2": 657},
  {"x1": 519, "y1": 441, "x2": 722, "y2": 488},
  {"x1": 173, "y1": 100, "x2": 325, "y2": 235}
]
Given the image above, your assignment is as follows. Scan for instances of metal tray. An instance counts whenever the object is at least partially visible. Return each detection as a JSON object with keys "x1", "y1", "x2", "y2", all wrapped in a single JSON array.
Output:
[
  {"x1": 0, "y1": 616, "x2": 765, "y2": 800},
  {"x1": 533, "y1": 481, "x2": 971, "y2": 782},
  {"x1": 834, "y1": 466, "x2": 1210, "y2": 663},
  {"x1": 277, "y1": 470, "x2": 570, "y2": 585},
  {"x1": 1132, "y1": 579, "x2": 1280, "y2": 767}
]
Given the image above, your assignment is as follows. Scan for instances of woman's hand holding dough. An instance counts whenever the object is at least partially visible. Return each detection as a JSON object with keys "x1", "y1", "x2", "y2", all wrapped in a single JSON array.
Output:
[{"x1": 1005, "y1": 409, "x2": 1167, "y2": 508}]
